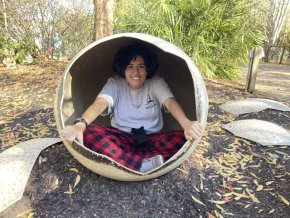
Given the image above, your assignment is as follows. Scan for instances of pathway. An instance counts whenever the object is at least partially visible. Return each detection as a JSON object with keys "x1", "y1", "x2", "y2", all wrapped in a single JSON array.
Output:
[{"x1": 239, "y1": 63, "x2": 290, "y2": 103}]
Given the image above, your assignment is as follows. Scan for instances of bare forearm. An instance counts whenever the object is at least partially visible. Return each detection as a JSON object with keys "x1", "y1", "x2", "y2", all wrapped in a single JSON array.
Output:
[
  {"x1": 164, "y1": 97, "x2": 203, "y2": 140},
  {"x1": 81, "y1": 97, "x2": 108, "y2": 125},
  {"x1": 61, "y1": 97, "x2": 108, "y2": 144},
  {"x1": 164, "y1": 98, "x2": 190, "y2": 129}
]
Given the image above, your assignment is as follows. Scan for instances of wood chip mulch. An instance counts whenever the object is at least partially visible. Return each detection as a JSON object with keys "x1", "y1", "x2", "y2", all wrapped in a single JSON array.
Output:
[{"x1": 0, "y1": 61, "x2": 289, "y2": 218}]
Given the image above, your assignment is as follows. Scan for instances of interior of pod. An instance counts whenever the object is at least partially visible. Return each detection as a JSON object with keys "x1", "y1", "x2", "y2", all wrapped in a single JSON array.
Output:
[
  {"x1": 61, "y1": 37, "x2": 197, "y2": 131},
  {"x1": 56, "y1": 35, "x2": 208, "y2": 180}
]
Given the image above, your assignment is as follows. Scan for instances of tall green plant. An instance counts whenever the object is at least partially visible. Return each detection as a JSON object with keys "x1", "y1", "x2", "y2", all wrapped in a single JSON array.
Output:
[
  {"x1": 114, "y1": 0, "x2": 265, "y2": 79},
  {"x1": 0, "y1": 37, "x2": 40, "y2": 63}
]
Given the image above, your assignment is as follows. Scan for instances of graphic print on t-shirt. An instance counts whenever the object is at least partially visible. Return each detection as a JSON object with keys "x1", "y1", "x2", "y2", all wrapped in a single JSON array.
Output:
[{"x1": 145, "y1": 94, "x2": 157, "y2": 109}]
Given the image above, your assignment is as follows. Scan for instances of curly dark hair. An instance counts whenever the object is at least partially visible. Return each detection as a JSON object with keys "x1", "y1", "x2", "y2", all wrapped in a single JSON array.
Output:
[{"x1": 112, "y1": 43, "x2": 158, "y2": 79}]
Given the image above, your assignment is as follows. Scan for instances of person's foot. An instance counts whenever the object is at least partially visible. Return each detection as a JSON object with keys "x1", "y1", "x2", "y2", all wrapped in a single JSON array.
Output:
[{"x1": 139, "y1": 155, "x2": 164, "y2": 173}]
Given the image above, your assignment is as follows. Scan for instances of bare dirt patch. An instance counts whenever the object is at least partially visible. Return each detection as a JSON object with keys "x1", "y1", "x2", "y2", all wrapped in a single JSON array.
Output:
[{"x1": 239, "y1": 63, "x2": 290, "y2": 103}]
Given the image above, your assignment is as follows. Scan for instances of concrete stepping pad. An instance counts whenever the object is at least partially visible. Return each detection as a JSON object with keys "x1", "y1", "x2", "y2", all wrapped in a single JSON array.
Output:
[
  {"x1": 0, "y1": 138, "x2": 61, "y2": 213},
  {"x1": 222, "y1": 119, "x2": 290, "y2": 146},
  {"x1": 219, "y1": 98, "x2": 290, "y2": 115}
]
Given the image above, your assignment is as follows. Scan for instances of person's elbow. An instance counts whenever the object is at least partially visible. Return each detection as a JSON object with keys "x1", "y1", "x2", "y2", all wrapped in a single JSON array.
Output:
[{"x1": 94, "y1": 96, "x2": 109, "y2": 113}]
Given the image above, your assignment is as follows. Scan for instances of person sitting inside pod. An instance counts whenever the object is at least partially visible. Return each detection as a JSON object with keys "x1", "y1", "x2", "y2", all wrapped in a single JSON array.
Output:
[{"x1": 61, "y1": 43, "x2": 203, "y2": 173}]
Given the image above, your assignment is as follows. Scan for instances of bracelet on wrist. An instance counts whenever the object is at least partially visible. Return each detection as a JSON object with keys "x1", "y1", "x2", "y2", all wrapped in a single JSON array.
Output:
[{"x1": 74, "y1": 117, "x2": 88, "y2": 127}]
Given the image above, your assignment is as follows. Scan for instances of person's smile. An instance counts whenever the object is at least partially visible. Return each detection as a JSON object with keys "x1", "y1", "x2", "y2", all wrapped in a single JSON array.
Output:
[{"x1": 125, "y1": 56, "x2": 147, "y2": 89}]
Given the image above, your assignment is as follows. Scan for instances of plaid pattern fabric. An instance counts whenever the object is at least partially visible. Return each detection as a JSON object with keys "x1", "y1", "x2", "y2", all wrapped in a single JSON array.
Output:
[{"x1": 83, "y1": 125, "x2": 186, "y2": 171}]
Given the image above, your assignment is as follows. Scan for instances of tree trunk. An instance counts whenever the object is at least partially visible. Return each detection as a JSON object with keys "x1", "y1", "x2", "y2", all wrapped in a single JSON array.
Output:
[
  {"x1": 264, "y1": 44, "x2": 271, "y2": 62},
  {"x1": 2, "y1": 0, "x2": 8, "y2": 33},
  {"x1": 93, "y1": 0, "x2": 114, "y2": 41},
  {"x1": 266, "y1": 0, "x2": 290, "y2": 45}
]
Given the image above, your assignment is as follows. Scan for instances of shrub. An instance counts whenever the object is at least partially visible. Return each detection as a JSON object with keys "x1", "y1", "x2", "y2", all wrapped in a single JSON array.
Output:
[
  {"x1": 0, "y1": 37, "x2": 40, "y2": 64},
  {"x1": 115, "y1": 0, "x2": 265, "y2": 79}
]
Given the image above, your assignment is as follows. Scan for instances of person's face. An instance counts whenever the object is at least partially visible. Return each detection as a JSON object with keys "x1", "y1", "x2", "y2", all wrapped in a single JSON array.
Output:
[{"x1": 124, "y1": 55, "x2": 147, "y2": 89}]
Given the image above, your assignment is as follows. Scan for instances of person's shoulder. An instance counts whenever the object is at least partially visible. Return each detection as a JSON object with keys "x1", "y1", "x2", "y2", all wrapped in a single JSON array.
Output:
[
  {"x1": 149, "y1": 75, "x2": 167, "y2": 85},
  {"x1": 107, "y1": 75, "x2": 126, "y2": 84},
  {"x1": 150, "y1": 75, "x2": 163, "y2": 82},
  {"x1": 108, "y1": 75, "x2": 123, "y2": 81}
]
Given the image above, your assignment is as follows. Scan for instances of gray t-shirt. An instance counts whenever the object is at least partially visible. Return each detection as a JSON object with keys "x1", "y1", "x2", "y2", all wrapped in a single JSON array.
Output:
[{"x1": 98, "y1": 75, "x2": 174, "y2": 133}]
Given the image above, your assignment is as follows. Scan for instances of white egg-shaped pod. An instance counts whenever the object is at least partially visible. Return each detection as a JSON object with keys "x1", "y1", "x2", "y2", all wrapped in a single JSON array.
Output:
[{"x1": 54, "y1": 33, "x2": 208, "y2": 181}]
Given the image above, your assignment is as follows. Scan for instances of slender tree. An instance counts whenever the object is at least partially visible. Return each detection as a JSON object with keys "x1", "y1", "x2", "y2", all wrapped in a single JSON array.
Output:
[
  {"x1": 2, "y1": 0, "x2": 8, "y2": 33},
  {"x1": 263, "y1": 0, "x2": 290, "y2": 62},
  {"x1": 266, "y1": 0, "x2": 290, "y2": 45},
  {"x1": 0, "y1": 0, "x2": 95, "y2": 60}
]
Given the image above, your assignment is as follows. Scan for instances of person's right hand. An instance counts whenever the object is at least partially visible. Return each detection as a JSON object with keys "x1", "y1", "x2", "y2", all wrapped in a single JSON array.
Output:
[{"x1": 60, "y1": 122, "x2": 86, "y2": 145}]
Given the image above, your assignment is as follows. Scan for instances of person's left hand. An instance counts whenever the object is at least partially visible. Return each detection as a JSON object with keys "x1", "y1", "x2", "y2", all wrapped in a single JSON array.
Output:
[{"x1": 183, "y1": 120, "x2": 203, "y2": 141}]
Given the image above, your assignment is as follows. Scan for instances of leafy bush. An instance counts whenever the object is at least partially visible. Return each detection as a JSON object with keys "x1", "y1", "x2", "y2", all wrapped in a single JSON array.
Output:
[
  {"x1": 115, "y1": 0, "x2": 265, "y2": 79},
  {"x1": 0, "y1": 37, "x2": 40, "y2": 64}
]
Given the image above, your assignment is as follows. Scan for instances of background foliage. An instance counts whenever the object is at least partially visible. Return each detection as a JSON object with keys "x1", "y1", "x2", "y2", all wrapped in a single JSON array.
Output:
[
  {"x1": 115, "y1": 0, "x2": 265, "y2": 79},
  {"x1": 0, "y1": 0, "x2": 289, "y2": 79},
  {"x1": 0, "y1": 0, "x2": 94, "y2": 61}
]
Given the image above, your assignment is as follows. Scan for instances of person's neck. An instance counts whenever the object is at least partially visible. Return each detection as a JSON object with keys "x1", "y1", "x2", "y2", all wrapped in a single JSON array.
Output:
[{"x1": 128, "y1": 83, "x2": 145, "y2": 91}]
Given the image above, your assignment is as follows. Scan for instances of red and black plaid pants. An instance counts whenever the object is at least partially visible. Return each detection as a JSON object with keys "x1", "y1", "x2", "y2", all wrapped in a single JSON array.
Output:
[{"x1": 83, "y1": 125, "x2": 186, "y2": 171}]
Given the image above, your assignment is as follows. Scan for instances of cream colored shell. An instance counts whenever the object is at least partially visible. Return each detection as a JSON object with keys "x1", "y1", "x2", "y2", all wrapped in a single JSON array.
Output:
[{"x1": 54, "y1": 33, "x2": 208, "y2": 181}]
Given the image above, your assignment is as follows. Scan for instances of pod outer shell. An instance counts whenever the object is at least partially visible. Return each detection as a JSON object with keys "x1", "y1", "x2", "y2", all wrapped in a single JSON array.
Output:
[{"x1": 54, "y1": 33, "x2": 208, "y2": 181}]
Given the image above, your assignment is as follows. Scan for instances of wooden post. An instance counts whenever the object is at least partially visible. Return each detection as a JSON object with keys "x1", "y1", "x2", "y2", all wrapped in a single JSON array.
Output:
[{"x1": 246, "y1": 48, "x2": 262, "y2": 93}]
